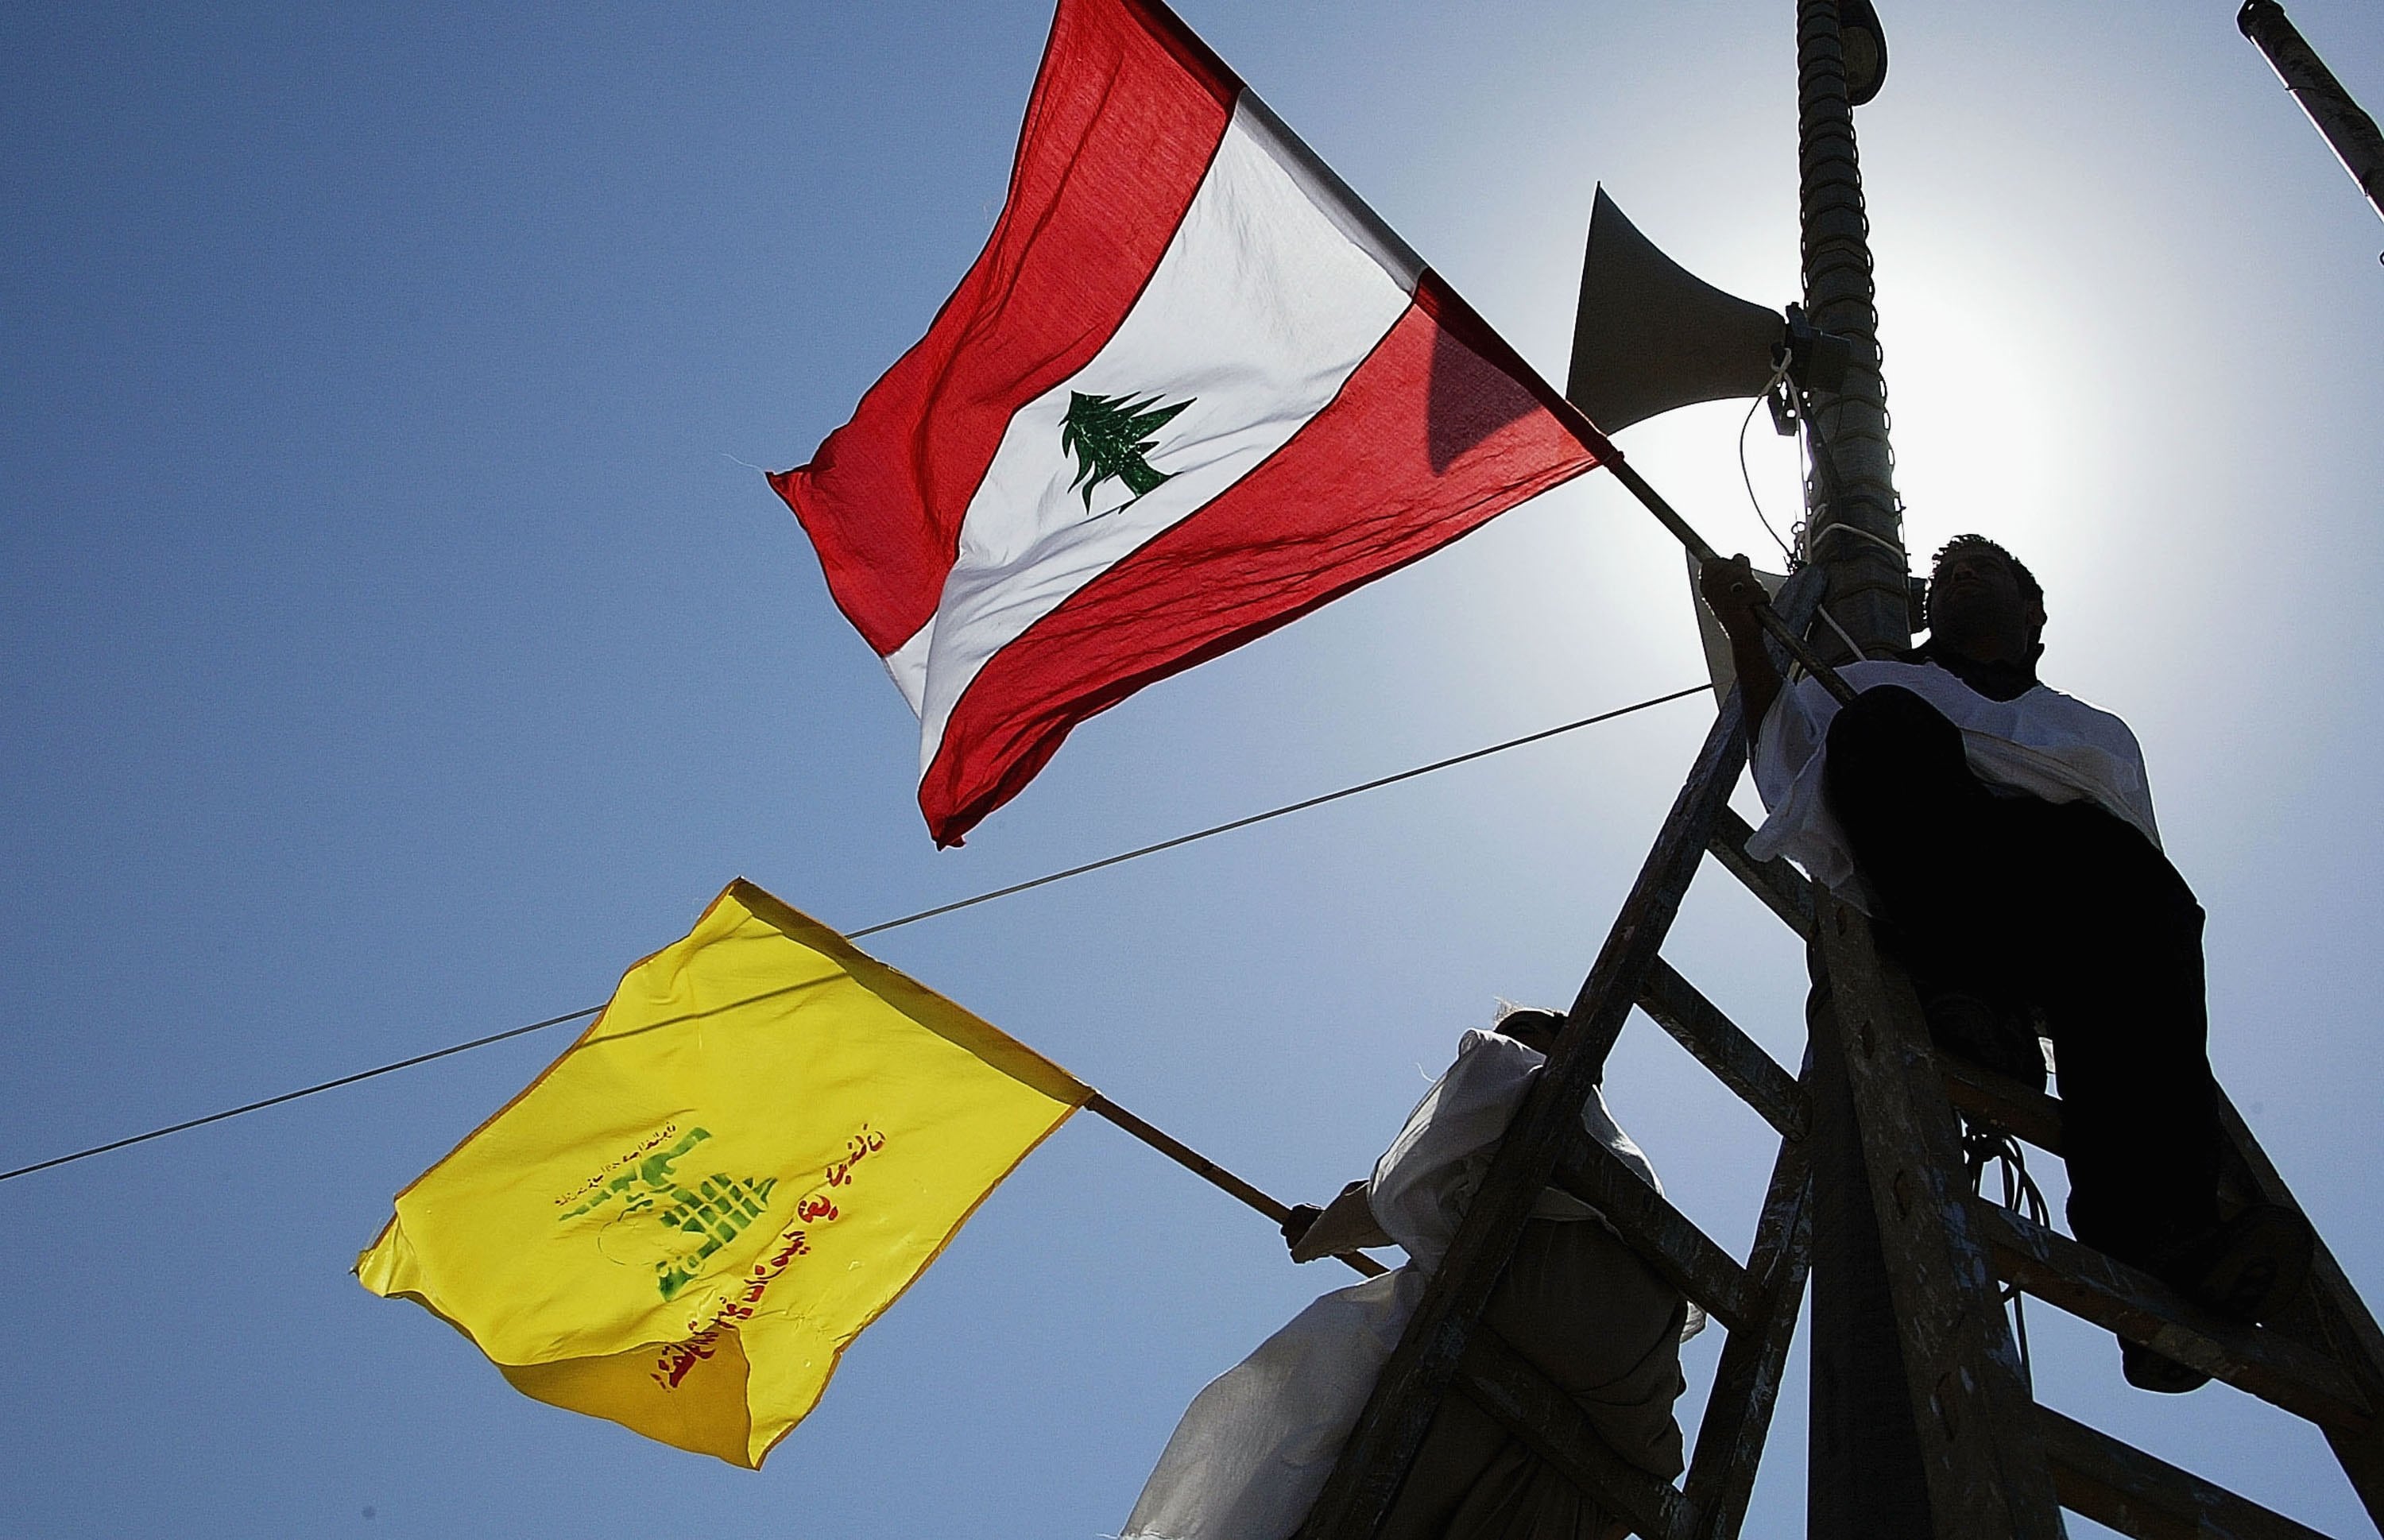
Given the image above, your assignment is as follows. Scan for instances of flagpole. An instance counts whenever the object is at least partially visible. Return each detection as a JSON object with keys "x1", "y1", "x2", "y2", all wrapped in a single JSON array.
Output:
[
  {"x1": 1085, "y1": 1092, "x2": 1389, "y2": 1279},
  {"x1": 1596, "y1": 456, "x2": 1859, "y2": 704},
  {"x1": 1787, "y1": 2, "x2": 1940, "y2": 1534}
]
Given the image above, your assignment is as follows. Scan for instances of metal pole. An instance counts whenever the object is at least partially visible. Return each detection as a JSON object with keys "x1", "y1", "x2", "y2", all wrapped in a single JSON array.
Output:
[
  {"x1": 1794, "y1": 2, "x2": 1934, "y2": 1534},
  {"x1": 1797, "y1": 0, "x2": 1907, "y2": 656},
  {"x1": 2238, "y1": 0, "x2": 2384, "y2": 237}
]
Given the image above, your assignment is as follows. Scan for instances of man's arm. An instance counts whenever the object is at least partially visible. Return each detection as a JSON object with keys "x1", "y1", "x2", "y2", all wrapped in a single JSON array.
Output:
[{"x1": 1698, "y1": 553, "x2": 1784, "y2": 741}]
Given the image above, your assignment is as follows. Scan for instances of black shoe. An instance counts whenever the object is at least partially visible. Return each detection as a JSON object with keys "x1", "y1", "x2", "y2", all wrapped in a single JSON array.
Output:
[
  {"x1": 1921, "y1": 992, "x2": 2047, "y2": 1092},
  {"x1": 2120, "y1": 1338, "x2": 2211, "y2": 1394},
  {"x1": 2181, "y1": 1205, "x2": 2314, "y2": 1325},
  {"x1": 2119, "y1": 1206, "x2": 2313, "y2": 1396}
]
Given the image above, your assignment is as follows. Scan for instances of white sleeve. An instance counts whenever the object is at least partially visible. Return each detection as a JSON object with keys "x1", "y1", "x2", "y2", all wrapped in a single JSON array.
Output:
[
  {"x1": 1750, "y1": 673, "x2": 1834, "y2": 815},
  {"x1": 1367, "y1": 1031, "x2": 1541, "y2": 1271},
  {"x1": 2104, "y1": 716, "x2": 2161, "y2": 847},
  {"x1": 1288, "y1": 1179, "x2": 1394, "y2": 1263}
]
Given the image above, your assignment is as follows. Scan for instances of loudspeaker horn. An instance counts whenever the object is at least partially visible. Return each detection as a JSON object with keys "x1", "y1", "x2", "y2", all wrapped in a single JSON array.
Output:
[{"x1": 1565, "y1": 188, "x2": 1787, "y2": 436}]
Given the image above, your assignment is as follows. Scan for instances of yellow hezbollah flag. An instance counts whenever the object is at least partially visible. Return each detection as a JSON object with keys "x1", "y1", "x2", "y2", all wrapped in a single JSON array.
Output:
[{"x1": 356, "y1": 879, "x2": 1089, "y2": 1468}]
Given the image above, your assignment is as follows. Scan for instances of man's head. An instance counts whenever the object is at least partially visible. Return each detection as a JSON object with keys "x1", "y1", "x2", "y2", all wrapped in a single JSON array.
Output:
[
  {"x1": 1493, "y1": 1005, "x2": 1569, "y2": 1059},
  {"x1": 1925, "y1": 535, "x2": 2045, "y2": 666}
]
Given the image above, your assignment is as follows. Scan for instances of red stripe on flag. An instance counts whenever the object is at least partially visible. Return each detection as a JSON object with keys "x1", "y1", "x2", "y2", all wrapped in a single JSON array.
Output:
[
  {"x1": 768, "y1": 0, "x2": 1240, "y2": 658},
  {"x1": 919, "y1": 273, "x2": 1611, "y2": 845}
]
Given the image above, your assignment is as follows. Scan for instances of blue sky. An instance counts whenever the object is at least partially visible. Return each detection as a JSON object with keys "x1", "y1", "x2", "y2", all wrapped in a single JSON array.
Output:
[{"x1": 6, "y1": 2, "x2": 2382, "y2": 1535}]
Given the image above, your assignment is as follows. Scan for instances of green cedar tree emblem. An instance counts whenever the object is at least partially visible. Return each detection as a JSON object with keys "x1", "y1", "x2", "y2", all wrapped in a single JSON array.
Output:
[{"x1": 1059, "y1": 389, "x2": 1193, "y2": 512}]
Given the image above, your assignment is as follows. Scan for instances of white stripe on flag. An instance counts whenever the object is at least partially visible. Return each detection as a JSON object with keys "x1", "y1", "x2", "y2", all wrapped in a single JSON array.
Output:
[
  {"x1": 913, "y1": 92, "x2": 1420, "y2": 772},
  {"x1": 884, "y1": 619, "x2": 934, "y2": 717}
]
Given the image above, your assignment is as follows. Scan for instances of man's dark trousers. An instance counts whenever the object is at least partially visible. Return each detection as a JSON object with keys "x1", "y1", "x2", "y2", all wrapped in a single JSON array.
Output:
[{"x1": 1821, "y1": 683, "x2": 2223, "y2": 1271}]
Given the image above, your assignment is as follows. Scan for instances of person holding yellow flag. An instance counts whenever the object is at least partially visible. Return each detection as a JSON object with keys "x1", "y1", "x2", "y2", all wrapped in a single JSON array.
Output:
[{"x1": 1121, "y1": 1006, "x2": 1695, "y2": 1540}]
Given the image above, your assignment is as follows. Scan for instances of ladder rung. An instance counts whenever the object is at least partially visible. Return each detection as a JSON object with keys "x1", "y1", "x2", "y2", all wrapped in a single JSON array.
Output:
[
  {"x1": 1707, "y1": 807, "x2": 1814, "y2": 938},
  {"x1": 1552, "y1": 1124, "x2": 1756, "y2": 1333},
  {"x1": 1974, "y1": 1202, "x2": 2374, "y2": 1431},
  {"x1": 2038, "y1": 1405, "x2": 2340, "y2": 1540},
  {"x1": 1456, "y1": 1327, "x2": 1693, "y2": 1540},
  {"x1": 1638, "y1": 958, "x2": 1807, "y2": 1141},
  {"x1": 1939, "y1": 1058, "x2": 2065, "y2": 1154}
]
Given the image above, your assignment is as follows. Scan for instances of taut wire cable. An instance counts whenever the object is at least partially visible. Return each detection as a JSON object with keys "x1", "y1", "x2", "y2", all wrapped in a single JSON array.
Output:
[{"x1": 2, "y1": 680, "x2": 1711, "y2": 1185}]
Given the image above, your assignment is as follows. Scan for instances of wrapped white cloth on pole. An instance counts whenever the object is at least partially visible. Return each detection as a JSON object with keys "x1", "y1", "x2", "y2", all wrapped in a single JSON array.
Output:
[{"x1": 1120, "y1": 1027, "x2": 1687, "y2": 1540}]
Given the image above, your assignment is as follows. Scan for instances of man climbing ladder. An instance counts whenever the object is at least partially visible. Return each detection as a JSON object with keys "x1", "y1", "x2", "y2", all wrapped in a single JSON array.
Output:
[
  {"x1": 1701, "y1": 535, "x2": 2314, "y2": 1393},
  {"x1": 1121, "y1": 1006, "x2": 1693, "y2": 1540}
]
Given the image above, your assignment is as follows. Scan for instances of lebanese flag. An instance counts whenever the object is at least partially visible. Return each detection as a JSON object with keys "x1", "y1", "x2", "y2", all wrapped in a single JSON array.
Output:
[{"x1": 772, "y1": 0, "x2": 1614, "y2": 845}]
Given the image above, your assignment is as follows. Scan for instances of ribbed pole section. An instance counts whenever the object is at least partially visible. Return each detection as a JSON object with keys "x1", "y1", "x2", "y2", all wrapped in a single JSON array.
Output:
[
  {"x1": 1797, "y1": 0, "x2": 1908, "y2": 656},
  {"x1": 1796, "y1": 3, "x2": 1933, "y2": 1536},
  {"x1": 2238, "y1": 0, "x2": 2384, "y2": 232}
]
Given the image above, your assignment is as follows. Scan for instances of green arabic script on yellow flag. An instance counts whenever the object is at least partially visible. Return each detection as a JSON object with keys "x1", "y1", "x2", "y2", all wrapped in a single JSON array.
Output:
[{"x1": 356, "y1": 880, "x2": 1089, "y2": 1467}]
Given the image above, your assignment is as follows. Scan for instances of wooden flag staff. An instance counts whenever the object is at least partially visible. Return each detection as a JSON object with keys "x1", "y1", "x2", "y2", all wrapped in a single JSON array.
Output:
[
  {"x1": 1599, "y1": 453, "x2": 1863, "y2": 708},
  {"x1": 1086, "y1": 1091, "x2": 1389, "y2": 1279}
]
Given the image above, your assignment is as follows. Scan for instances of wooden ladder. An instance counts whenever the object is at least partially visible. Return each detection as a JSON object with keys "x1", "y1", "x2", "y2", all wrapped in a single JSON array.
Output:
[{"x1": 1289, "y1": 571, "x2": 2384, "y2": 1540}]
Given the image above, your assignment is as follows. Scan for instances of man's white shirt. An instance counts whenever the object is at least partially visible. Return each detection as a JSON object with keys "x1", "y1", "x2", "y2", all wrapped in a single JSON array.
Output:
[{"x1": 1745, "y1": 659, "x2": 2160, "y2": 909}]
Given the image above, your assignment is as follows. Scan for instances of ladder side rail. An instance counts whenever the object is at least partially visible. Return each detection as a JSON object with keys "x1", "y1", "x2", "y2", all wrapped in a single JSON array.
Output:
[
  {"x1": 1815, "y1": 898, "x2": 2068, "y2": 1538},
  {"x1": 1684, "y1": 1070, "x2": 1817, "y2": 1540},
  {"x1": 2216, "y1": 1086, "x2": 2384, "y2": 1379},
  {"x1": 1974, "y1": 1202, "x2": 2371, "y2": 1429},
  {"x1": 1551, "y1": 1126, "x2": 1759, "y2": 1332},
  {"x1": 1937, "y1": 1061, "x2": 2371, "y2": 1419},
  {"x1": 1453, "y1": 1329, "x2": 1697, "y2": 1540},
  {"x1": 1455, "y1": 1064, "x2": 1820, "y2": 1538},
  {"x1": 1362, "y1": 1116, "x2": 1818, "y2": 1540},
  {"x1": 1638, "y1": 956, "x2": 1808, "y2": 1141},
  {"x1": 1869, "y1": 954, "x2": 2384, "y2": 1516},
  {"x1": 2039, "y1": 1406, "x2": 2343, "y2": 1540},
  {"x1": 1292, "y1": 702, "x2": 1756, "y2": 1540},
  {"x1": 2214, "y1": 1090, "x2": 2384, "y2": 1527},
  {"x1": 1707, "y1": 806, "x2": 1817, "y2": 940}
]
